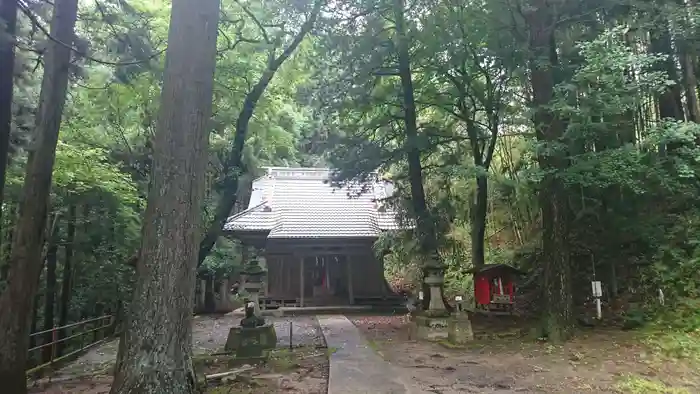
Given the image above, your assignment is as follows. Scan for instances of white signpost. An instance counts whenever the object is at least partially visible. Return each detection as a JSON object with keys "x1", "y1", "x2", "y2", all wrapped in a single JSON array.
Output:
[{"x1": 591, "y1": 281, "x2": 602, "y2": 319}]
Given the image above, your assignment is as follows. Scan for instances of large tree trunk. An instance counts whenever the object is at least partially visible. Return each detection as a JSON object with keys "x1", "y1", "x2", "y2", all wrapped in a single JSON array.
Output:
[
  {"x1": 470, "y1": 175, "x2": 488, "y2": 269},
  {"x1": 57, "y1": 204, "x2": 75, "y2": 356},
  {"x1": 0, "y1": 0, "x2": 78, "y2": 391},
  {"x1": 41, "y1": 230, "x2": 59, "y2": 363},
  {"x1": 526, "y1": 0, "x2": 573, "y2": 342},
  {"x1": 0, "y1": 0, "x2": 18, "y2": 225},
  {"x1": 197, "y1": 0, "x2": 323, "y2": 266},
  {"x1": 109, "y1": 0, "x2": 220, "y2": 392},
  {"x1": 393, "y1": 0, "x2": 450, "y2": 312}
]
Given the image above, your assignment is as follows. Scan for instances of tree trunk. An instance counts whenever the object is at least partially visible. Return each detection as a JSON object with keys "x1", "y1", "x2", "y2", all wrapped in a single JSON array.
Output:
[
  {"x1": 470, "y1": 175, "x2": 488, "y2": 269},
  {"x1": 682, "y1": 53, "x2": 700, "y2": 122},
  {"x1": 0, "y1": 0, "x2": 78, "y2": 391},
  {"x1": 197, "y1": 0, "x2": 323, "y2": 266},
  {"x1": 58, "y1": 204, "x2": 75, "y2": 356},
  {"x1": 0, "y1": 0, "x2": 18, "y2": 225},
  {"x1": 526, "y1": 0, "x2": 574, "y2": 342},
  {"x1": 1, "y1": 202, "x2": 16, "y2": 281},
  {"x1": 650, "y1": 25, "x2": 685, "y2": 121},
  {"x1": 110, "y1": 0, "x2": 220, "y2": 392},
  {"x1": 393, "y1": 0, "x2": 450, "y2": 312},
  {"x1": 677, "y1": 22, "x2": 700, "y2": 123},
  {"x1": 41, "y1": 230, "x2": 59, "y2": 363}
]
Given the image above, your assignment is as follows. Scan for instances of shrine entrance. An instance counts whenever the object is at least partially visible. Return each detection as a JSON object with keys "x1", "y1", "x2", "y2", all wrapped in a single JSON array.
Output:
[{"x1": 303, "y1": 256, "x2": 346, "y2": 305}]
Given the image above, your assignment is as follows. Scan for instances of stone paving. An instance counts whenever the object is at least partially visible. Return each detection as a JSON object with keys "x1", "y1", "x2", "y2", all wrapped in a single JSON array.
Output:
[{"x1": 318, "y1": 315, "x2": 423, "y2": 394}]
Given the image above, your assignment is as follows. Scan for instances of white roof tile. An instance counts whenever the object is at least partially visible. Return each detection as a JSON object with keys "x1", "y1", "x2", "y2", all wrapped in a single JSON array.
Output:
[{"x1": 223, "y1": 167, "x2": 405, "y2": 238}]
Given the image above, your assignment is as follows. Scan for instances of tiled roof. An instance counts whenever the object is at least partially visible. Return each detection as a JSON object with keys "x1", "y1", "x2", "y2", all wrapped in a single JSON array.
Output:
[{"x1": 223, "y1": 167, "x2": 405, "y2": 238}]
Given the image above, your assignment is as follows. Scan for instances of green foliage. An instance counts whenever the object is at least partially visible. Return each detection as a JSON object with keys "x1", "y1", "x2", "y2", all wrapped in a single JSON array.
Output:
[
  {"x1": 200, "y1": 238, "x2": 243, "y2": 277},
  {"x1": 615, "y1": 375, "x2": 691, "y2": 394},
  {"x1": 3, "y1": 0, "x2": 700, "y2": 359},
  {"x1": 1, "y1": 0, "x2": 323, "y2": 330}
]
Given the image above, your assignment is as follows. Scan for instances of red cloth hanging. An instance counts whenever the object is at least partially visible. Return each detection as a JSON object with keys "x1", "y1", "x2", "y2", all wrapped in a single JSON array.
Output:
[{"x1": 475, "y1": 275, "x2": 491, "y2": 305}]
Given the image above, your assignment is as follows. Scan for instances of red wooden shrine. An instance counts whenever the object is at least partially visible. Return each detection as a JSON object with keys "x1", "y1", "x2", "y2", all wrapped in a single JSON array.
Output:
[{"x1": 472, "y1": 264, "x2": 524, "y2": 312}]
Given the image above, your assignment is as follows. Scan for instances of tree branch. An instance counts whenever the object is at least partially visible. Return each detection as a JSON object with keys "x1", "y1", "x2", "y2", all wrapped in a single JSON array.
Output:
[
  {"x1": 198, "y1": 0, "x2": 326, "y2": 266},
  {"x1": 18, "y1": 0, "x2": 165, "y2": 66}
]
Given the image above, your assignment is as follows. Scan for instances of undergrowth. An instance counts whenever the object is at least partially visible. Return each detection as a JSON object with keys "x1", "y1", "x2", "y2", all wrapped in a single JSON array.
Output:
[
  {"x1": 615, "y1": 375, "x2": 691, "y2": 394},
  {"x1": 633, "y1": 298, "x2": 700, "y2": 362}
]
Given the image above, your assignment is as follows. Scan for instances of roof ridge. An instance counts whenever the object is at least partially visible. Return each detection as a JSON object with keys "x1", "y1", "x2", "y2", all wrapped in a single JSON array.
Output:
[
  {"x1": 226, "y1": 200, "x2": 268, "y2": 222},
  {"x1": 266, "y1": 175, "x2": 277, "y2": 205}
]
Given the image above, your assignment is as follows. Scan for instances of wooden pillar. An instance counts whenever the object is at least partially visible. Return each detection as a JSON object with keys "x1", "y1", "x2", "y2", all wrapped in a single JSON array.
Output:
[
  {"x1": 263, "y1": 254, "x2": 269, "y2": 297},
  {"x1": 324, "y1": 256, "x2": 331, "y2": 292},
  {"x1": 287, "y1": 255, "x2": 292, "y2": 293},
  {"x1": 346, "y1": 255, "x2": 354, "y2": 305},
  {"x1": 299, "y1": 256, "x2": 305, "y2": 307}
]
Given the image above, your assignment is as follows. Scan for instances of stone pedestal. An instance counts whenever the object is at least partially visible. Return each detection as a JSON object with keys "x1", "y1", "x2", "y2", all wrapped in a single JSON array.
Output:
[
  {"x1": 410, "y1": 313, "x2": 474, "y2": 344},
  {"x1": 410, "y1": 315, "x2": 450, "y2": 341},
  {"x1": 224, "y1": 324, "x2": 277, "y2": 360},
  {"x1": 447, "y1": 314, "x2": 474, "y2": 344}
]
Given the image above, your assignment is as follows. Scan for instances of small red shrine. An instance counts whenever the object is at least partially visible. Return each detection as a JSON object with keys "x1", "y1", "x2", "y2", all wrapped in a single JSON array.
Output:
[{"x1": 472, "y1": 264, "x2": 524, "y2": 312}]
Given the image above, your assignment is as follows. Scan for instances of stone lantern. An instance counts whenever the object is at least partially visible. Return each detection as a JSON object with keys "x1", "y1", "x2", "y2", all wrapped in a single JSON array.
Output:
[
  {"x1": 423, "y1": 254, "x2": 449, "y2": 317},
  {"x1": 241, "y1": 255, "x2": 266, "y2": 316},
  {"x1": 410, "y1": 252, "x2": 472, "y2": 343},
  {"x1": 224, "y1": 257, "x2": 277, "y2": 360}
]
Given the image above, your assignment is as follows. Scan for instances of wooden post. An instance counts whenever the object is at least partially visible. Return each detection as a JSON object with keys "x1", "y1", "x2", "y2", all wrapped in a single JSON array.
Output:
[
  {"x1": 346, "y1": 256, "x2": 354, "y2": 305},
  {"x1": 264, "y1": 253, "x2": 269, "y2": 298},
  {"x1": 299, "y1": 256, "x2": 305, "y2": 307},
  {"x1": 324, "y1": 256, "x2": 331, "y2": 293},
  {"x1": 51, "y1": 326, "x2": 57, "y2": 363}
]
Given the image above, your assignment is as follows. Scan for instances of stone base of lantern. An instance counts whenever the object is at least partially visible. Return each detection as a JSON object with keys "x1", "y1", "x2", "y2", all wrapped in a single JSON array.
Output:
[
  {"x1": 224, "y1": 324, "x2": 277, "y2": 361},
  {"x1": 410, "y1": 313, "x2": 474, "y2": 343},
  {"x1": 447, "y1": 314, "x2": 474, "y2": 344},
  {"x1": 409, "y1": 315, "x2": 450, "y2": 341}
]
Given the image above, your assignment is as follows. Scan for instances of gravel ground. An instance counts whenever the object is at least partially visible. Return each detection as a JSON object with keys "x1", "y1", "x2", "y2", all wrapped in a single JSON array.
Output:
[
  {"x1": 193, "y1": 314, "x2": 325, "y2": 353},
  {"x1": 34, "y1": 314, "x2": 325, "y2": 385},
  {"x1": 271, "y1": 316, "x2": 326, "y2": 349}
]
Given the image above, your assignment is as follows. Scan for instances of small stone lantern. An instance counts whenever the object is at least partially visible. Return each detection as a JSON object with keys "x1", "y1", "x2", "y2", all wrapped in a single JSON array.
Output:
[{"x1": 242, "y1": 255, "x2": 266, "y2": 317}]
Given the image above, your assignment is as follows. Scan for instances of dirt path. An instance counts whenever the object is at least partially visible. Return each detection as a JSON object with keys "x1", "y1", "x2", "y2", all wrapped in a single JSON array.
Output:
[{"x1": 350, "y1": 315, "x2": 700, "y2": 394}]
